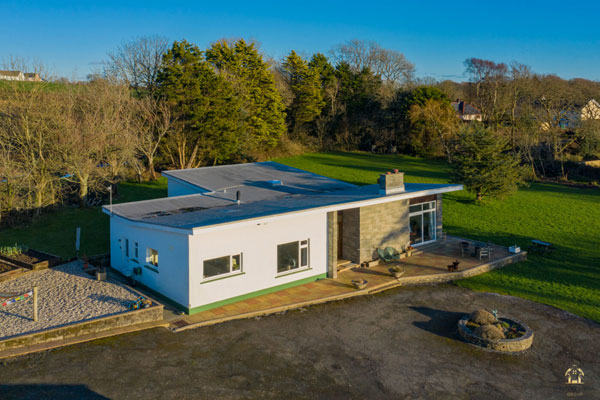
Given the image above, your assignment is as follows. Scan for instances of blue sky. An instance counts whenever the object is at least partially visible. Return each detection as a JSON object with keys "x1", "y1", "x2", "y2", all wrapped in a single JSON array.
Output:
[{"x1": 2, "y1": 1, "x2": 599, "y2": 81}]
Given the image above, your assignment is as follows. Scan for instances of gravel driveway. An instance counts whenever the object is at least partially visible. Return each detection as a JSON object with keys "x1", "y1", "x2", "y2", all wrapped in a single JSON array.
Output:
[
  {"x1": 0, "y1": 284, "x2": 598, "y2": 399},
  {"x1": 0, "y1": 261, "x2": 139, "y2": 339}
]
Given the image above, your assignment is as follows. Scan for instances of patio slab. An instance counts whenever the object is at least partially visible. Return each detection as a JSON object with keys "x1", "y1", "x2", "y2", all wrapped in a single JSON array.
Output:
[{"x1": 169, "y1": 237, "x2": 526, "y2": 332}]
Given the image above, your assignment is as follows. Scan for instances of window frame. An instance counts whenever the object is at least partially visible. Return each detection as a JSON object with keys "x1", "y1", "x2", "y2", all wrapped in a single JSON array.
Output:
[
  {"x1": 408, "y1": 201, "x2": 437, "y2": 245},
  {"x1": 146, "y1": 248, "x2": 159, "y2": 267},
  {"x1": 277, "y1": 239, "x2": 310, "y2": 276},
  {"x1": 202, "y1": 253, "x2": 243, "y2": 282}
]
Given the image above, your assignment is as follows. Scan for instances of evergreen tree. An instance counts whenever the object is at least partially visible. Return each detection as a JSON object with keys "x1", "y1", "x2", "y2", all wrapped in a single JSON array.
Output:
[
  {"x1": 156, "y1": 40, "x2": 242, "y2": 168},
  {"x1": 308, "y1": 53, "x2": 337, "y2": 114},
  {"x1": 451, "y1": 125, "x2": 527, "y2": 202},
  {"x1": 282, "y1": 51, "x2": 324, "y2": 135},
  {"x1": 206, "y1": 39, "x2": 286, "y2": 150}
]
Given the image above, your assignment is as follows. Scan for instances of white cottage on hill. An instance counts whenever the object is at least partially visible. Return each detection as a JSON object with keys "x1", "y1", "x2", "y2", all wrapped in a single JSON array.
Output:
[{"x1": 103, "y1": 162, "x2": 462, "y2": 314}]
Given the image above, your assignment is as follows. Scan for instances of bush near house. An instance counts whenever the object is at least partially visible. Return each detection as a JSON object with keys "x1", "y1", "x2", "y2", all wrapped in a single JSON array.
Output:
[{"x1": 0, "y1": 152, "x2": 598, "y2": 322}]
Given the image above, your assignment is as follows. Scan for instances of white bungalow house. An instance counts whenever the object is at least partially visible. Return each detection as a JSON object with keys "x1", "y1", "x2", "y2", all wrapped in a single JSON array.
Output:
[{"x1": 103, "y1": 162, "x2": 462, "y2": 314}]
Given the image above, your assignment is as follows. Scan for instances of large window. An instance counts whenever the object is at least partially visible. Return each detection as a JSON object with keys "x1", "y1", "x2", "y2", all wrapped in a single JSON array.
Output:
[
  {"x1": 277, "y1": 240, "x2": 309, "y2": 274},
  {"x1": 409, "y1": 201, "x2": 436, "y2": 245},
  {"x1": 203, "y1": 254, "x2": 241, "y2": 279}
]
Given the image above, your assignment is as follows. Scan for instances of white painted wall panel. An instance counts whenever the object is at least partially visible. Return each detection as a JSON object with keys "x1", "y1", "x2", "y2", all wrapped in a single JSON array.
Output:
[
  {"x1": 109, "y1": 216, "x2": 190, "y2": 308},
  {"x1": 188, "y1": 212, "x2": 328, "y2": 309}
]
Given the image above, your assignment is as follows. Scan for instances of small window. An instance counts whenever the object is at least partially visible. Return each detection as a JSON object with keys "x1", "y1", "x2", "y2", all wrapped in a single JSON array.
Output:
[
  {"x1": 147, "y1": 248, "x2": 158, "y2": 267},
  {"x1": 134, "y1": 242, "x2": 139, "y2": 259},
  {"x1": 125, "y1": 239, "x2": 129, "y2": 258},
  {"x1": 277, "y1": 240, "x2": 309, "y2": 273},
  {"x1": 300, "y1": 240, "x2": 309, "y2": 267},
  {"x1": 203, "y1": 254, "x2": 242, "y2": 279}
]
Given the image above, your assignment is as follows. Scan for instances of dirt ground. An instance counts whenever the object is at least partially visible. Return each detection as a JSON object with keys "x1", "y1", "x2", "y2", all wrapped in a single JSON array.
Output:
[{"x1": 1, "y1": 284, "x2": 598, "y2": 399}]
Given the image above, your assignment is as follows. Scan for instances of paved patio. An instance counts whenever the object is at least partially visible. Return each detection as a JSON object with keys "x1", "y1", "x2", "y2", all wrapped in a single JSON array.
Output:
[{"x1": 169, "y1": 237, "x2": 526, "y2": 331}]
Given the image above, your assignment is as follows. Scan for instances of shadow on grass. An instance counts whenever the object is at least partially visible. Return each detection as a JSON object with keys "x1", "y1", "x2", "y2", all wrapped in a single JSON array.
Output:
[
  {"x1": 410, "y1": 306, "x2": 465, "y2": 340},
  {"x1": 0, "y1": 384, "x2": 109, "y2": 400}
]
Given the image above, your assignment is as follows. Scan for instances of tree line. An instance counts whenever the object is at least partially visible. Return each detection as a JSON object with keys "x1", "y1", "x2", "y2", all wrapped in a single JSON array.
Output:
[{"x1": 1, "y1": 36, "x2": 599, "y2": 224}]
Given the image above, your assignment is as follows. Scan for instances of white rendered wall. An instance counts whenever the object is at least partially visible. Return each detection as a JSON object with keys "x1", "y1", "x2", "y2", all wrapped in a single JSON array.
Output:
[
  {"x1": 109, "y1": 215, "x2": 190, "y2": 308},
  {"x1": 167, "y1": 178, "x2": 207, "y2": 197},
  {"x1": 188, "y1": 212, "x2": 328, "y2": 310}
]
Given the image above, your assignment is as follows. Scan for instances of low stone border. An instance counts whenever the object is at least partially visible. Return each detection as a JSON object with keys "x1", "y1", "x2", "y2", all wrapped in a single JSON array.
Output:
[
  {"x1": 0, "y1": 288, "x2": 163, "y2": 352},
  {"x1": 399, "y1": 251, "x2": 527, "y2": 285},
  {"x1": 457, "y1": 315, "x2": 534, "y2": 353}
]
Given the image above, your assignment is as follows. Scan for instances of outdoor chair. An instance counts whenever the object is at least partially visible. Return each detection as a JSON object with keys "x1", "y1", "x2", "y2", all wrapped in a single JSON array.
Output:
[
  {"x1": 479, "y1": 247, "x2": 491, "y2": 261},
  {"x1": 459, "y1": 241, "x2": 469, "y2": 257}
]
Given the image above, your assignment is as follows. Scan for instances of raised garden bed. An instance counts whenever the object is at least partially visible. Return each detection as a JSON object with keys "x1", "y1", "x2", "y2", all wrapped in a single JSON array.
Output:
[
  {"x1": 458, "y1": 313, "x2": 534, "y2": 353},
  {"x1": 0, "y1": 249, "x2": 62, "y2": 271}
]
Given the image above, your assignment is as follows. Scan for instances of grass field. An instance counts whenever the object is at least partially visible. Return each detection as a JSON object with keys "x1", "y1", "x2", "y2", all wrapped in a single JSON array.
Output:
[
  {"x1": 1, "y1": 152, "x2": 598, "y2": 321},
  {"x1": 0, "y1": 178, "x2": 167, "y2": 258}
]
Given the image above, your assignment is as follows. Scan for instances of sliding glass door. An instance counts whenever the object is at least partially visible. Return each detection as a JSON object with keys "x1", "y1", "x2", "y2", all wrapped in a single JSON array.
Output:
[{"x1": 409, "y1": 201, "x2": 436, "y2": 245}]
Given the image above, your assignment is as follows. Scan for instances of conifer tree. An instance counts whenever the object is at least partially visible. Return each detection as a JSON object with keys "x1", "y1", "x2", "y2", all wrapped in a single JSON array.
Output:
[
  {"x1": 282, "y1": 50, "x2": 324, "y2": 134},
  {"x1": 206, "y1": 39, "x2": 286, "y2": 150},
  {"x1": 157, "y1": 40, "x2": 242, "y2": 168},
  {"x1": 451, "y1": 125, "x2": 527, "y2": 202}
]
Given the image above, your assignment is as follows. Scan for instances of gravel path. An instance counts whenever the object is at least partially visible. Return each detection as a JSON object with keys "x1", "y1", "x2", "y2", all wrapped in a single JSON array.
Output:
[{"x1": 0, "y1": 261, "x2": 139, "y2": 339}]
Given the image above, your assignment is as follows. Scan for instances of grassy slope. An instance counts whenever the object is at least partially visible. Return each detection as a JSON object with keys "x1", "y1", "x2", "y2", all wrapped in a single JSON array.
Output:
[
  {"x1": 275, "y1": 152, "x2": 600, "y2": 322},
  {"x1": 0, "y1": 178, "x2": 167, "y2": 259},
  {"x1": 1, "y1": 152, "x2": 598, "y2": 321}
]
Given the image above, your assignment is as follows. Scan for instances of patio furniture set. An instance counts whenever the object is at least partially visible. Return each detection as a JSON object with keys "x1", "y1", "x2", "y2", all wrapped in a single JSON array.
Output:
[{"x1": 460, "y1": 241, "x2": 493, "y2": 261}]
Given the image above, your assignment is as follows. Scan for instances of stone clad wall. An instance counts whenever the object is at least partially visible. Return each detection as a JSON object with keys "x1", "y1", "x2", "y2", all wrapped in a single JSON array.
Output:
[
  {"x1": 340, "y1": 200, "x2": 410, "y2": 264},
  {"x1": 358, "y1": 200, "x2": 410, "y2": 262}
]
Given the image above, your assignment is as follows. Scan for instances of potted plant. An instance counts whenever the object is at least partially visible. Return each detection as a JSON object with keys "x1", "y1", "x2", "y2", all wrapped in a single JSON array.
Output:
[
  {"x1": 351, "y1": 279, "x2": 368, "y2": 290},
  {"x1": 388, "y1": 266, "x2": 405, "y2": 278}
]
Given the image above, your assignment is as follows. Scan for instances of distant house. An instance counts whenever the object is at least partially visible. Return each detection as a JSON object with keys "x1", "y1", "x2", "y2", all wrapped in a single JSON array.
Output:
[
  {"x1": 0, "y1": 70, "x2": 42, "y2": 82},
  {"x1": 24, "y1": 73, "x2": 41, "y2": 82},
  {"x1": 103, "y1": 162, "x2": 462, "y2": 314},
  {"x1": 0, "y1": 70, "x2": 25, "y2": 81},
  {"x1": 451, "y1": 100, "x2": 482, "y2": 122},
  {"x1": 540, "y1": 99, "x2": 600, "y2": 130},
  {"x1": 581, "y1": 99, "x2": 600, "y2": 121}
]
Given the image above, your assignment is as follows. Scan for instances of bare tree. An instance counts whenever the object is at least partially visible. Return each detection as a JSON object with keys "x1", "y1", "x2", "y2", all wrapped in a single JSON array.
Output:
[
  {"x1": 331, "y1": 39, "x2": 415, "y2": 85},
  {"x1": 132, "y1": 96, "x2": 173, "y2": 179},
  {"x1": 56, "y1": 81, "x2": 136, "y2": 206},
  {"x1": 0, "y1": 81, "x2": 62, "y2": 213},
  {"x1": 105, "y1": 35, "x2": 170, "y2": 93}
]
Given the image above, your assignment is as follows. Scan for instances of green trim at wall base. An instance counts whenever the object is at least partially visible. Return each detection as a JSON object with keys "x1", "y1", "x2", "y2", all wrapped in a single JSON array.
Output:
[{"x1": 187, "y1": 273, "x2": 327, "y2": 315}]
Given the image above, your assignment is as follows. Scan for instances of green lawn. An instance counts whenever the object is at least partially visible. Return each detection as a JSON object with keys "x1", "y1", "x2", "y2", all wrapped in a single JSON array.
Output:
[
  {"x1": 275, "y1": 152, "x2": 600, "y2": 322},
  {"x1": 0, "y1": 178, "x2": 167, "y2": 259},
  {"x1": 1, "y1": 152, "x2": 599, "y2": 322}
]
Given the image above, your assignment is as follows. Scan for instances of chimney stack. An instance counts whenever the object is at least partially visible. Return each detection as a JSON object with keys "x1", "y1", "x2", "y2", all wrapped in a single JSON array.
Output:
[
  {"x1": 379, "y1": 170, "x2": 405, "y2": 195},
  {"x1": 236, "y1": 190, "x2": 241, "y2": 205}
]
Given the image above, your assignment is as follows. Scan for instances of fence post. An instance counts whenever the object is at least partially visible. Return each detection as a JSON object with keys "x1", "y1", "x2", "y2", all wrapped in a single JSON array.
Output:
[{"x1": 33, "y1": 286, "x2": 38, "y2": 322}]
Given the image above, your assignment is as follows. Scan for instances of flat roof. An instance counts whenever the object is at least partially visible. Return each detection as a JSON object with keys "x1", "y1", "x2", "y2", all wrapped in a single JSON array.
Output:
[
  {"x1": 104, "y1": 161, "x2": 462, "y2": 231},
  {"x1": 162, "y1": 161, "x2": 355, "y2": 196}
]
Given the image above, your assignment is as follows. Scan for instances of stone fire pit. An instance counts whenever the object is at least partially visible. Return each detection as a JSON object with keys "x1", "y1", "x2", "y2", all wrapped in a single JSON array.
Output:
[{"x1": 458, "y1": 309, "x2": 533, "y2": 353}]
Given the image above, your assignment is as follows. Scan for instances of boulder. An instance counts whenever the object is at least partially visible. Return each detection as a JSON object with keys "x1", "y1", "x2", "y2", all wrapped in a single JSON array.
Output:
[
  {"x1": 474, "y1": 324, "x2": 506, "y2": 340},
  {"x1": 470, "y1": 309, "x2": 497, "y2": 325}
]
